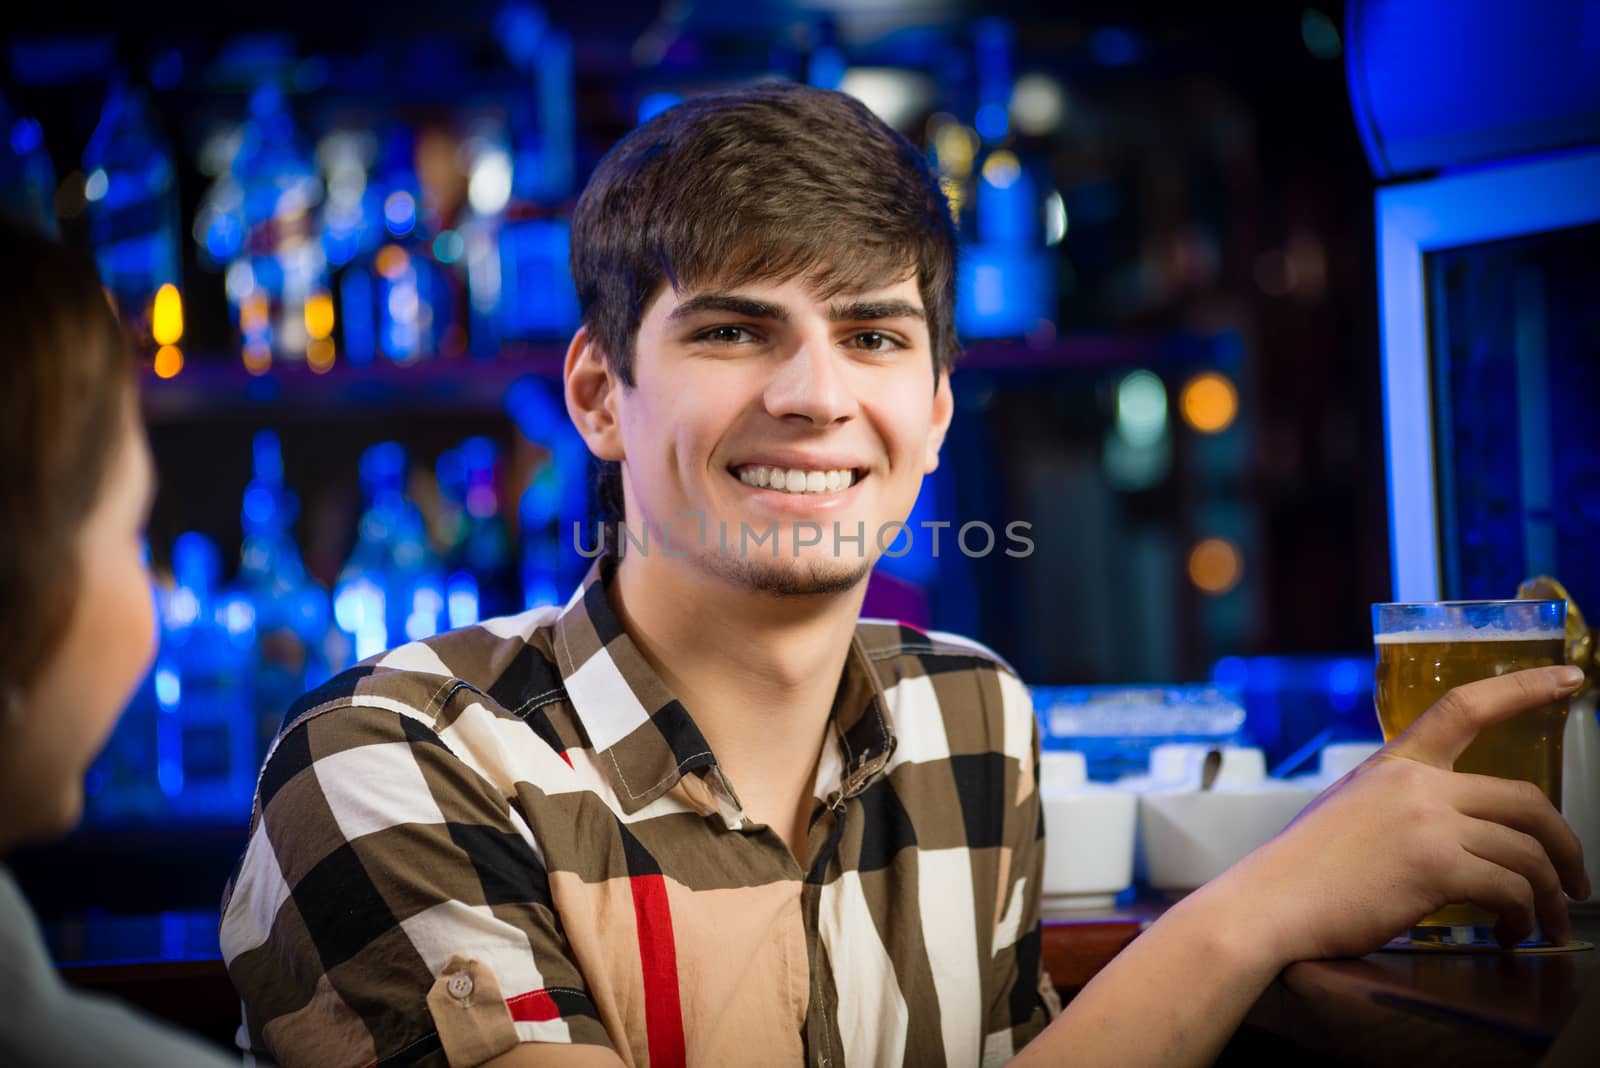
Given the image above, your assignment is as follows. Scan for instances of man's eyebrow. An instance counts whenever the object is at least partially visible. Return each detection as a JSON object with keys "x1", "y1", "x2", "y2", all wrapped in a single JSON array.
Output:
[
  {"x1": 829, "y1": 300, "x2": 925, "y2": 323},
  {"x1": 667, "y1": 294, "x2": 789, "y2": 323}
]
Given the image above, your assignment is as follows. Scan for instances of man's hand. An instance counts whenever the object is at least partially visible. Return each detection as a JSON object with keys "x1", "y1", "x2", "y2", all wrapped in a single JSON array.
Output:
[{"x1": 1232, "y1": 664, "x2": 1590, "y2": 961}]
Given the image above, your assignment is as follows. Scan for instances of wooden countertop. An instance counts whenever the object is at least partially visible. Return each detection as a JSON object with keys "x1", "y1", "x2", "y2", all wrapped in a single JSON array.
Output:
[{"x1": 53, "y1": 904, "x2": 1599, "y2": 1062}]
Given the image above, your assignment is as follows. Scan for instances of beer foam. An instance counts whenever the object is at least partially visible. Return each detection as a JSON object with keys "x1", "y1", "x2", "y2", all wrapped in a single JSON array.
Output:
[{"x1": 1375, "y1": 628, "x2": 1563, "y2": 644}]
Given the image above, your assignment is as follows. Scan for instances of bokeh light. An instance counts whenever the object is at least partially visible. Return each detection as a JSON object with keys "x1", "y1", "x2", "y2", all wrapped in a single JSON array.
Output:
[
  {"x1": 1116, "y1": 370, "x2": 1167, "y2": 447},
  {"x1": 1179, "y1": 372, "x2": 1239, "y2": 434},
  {"x1": 304, "y1": 290, "x2": 336, "y2": 340},
  {"x1": 151, "y1": 283, "x2": 184, "y2": 346},
  {"x1": 1188, "y1": 538, "x2": 1244, "y2": 594},
  {"x1": 153, "y1": 345, "x2": 184, "y2": 379},
  {"x1": 243, "y1": 342, "x2": 273, "y2": 376},
  {"x1": 307, "y1": 338, "x2": 336, "y2": 374},
  {"x1": 376, "y1": 244, "x2": 410, "y2": 280}
]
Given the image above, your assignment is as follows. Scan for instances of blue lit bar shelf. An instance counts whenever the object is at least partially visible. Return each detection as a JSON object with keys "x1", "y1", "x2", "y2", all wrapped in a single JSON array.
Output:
[
  {"x1": 139, "y1": 346, "x2": 568, "y2": 422},
  {"x1": 139, "y1": 332, "x2": 1238, "y2": 422}
]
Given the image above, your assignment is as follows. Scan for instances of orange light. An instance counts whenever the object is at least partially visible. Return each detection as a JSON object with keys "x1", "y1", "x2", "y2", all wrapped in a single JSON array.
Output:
[
  {"x1": 152, "y1": 284, "x2": 183, "y2": 346},
  {"x1": 240, "y1": 292, "x2": 271, "y2": 334},
  {"x1": 304, "y1": 290, "x2": 336, "y2": 340},
  {"x1": 1188, "y1": 538, "x2": 1243, "y2": 595},
  {"x1": 376, "y1": 244, "x2": 410, "y2": 280},
  {"x1": 243, "y1": 342, "x2": 273, "y2": 376},
  {"x1": 1179, "y1": 372, "x2": 1238, "y2": 434},
  {"x1": 307, "y1": 338, "x2": 336, "y2": 373},
  {"x1": 152, "y1": 345, "x2": 184, "y2": 379}
]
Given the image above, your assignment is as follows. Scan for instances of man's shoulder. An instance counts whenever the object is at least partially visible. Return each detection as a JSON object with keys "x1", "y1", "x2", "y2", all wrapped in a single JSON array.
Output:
[
  {"x1": 854, "y1": 618, "x2": 1036, "y2": 764},
  {"x1": 853, "y1": 617, "x2": 1022, "y2": 680},
  {"x1": 277, "y1": 605, "x2": 571, "y2": 739}
]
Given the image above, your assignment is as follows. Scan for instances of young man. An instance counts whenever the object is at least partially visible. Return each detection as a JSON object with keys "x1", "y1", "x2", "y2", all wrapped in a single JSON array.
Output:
[{"x1": 221, "y1": 83, "x2": 1588, "y2": 1068}]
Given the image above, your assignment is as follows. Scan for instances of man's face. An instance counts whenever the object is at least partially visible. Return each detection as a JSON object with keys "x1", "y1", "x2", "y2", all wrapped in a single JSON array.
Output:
[{"x1": 613, "y1": 272, "x2": 953, "y2": 596}]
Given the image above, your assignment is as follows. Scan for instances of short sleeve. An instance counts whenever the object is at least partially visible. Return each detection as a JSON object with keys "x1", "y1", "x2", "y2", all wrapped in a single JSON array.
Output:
[
  {"x1": 219, "y1": 702, "x2": 613, "y2": 1068},
  {"x1": 981, "y1": 669, "x2": 1063, "y2": 1067}
]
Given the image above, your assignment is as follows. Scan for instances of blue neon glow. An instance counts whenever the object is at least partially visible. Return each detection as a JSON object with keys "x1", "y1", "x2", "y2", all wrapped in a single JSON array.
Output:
[
  {"x1": 447, "y1": 573, "x2": 480, "y2": 629},
  {"x1": 974, "y1": 104, "x2": 1008, "y2": 142},
  {"x1": 384, "y1": 191, "x2": 416, "y2": 236},
  {"x1": 157, "y1": 759, "x2": 183, "y2": 797},
  {"x1": 1375, "y1": 148, "x2": 1600, "y2": 599},
  {"x1": 9, "y1": 116, "x2": 43, "y2": 155},
  {"x1": 637, "y1": 92, "x2": 682, "y2": 125},
  {"x1": 154, "y1": 667, "x2": 181, "y2": 709},
  {"x1": 341, "y1": 267, "x2": 376, "y2": 365}
]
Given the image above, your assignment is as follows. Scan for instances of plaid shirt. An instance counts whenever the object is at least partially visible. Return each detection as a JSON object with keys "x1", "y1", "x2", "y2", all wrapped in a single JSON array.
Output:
[{"x1": 220, "y1": 555, "x2": 1060, "y2": 1068}]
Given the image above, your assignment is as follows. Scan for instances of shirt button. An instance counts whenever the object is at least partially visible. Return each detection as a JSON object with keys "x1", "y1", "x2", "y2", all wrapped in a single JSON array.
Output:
[{"x1": 447, "y1": 973, "x2": 474, "y2": 1000}]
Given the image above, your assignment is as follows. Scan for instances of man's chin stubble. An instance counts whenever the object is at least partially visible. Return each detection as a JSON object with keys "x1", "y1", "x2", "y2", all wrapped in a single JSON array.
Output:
[{"x1": 704, "y1": 552, "x2": 873, "y2": 597}]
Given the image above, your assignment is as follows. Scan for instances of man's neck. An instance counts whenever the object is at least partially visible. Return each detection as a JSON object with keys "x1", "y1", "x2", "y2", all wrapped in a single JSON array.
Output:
[{"x1": 610, "y1": 551, "x2": 868, "y2": 857}]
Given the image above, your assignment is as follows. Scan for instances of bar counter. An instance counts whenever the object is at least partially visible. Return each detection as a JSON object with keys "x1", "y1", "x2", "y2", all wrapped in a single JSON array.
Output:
[{"x1": 47, "y1": 903, "x2": 1599, "y2": 1062}]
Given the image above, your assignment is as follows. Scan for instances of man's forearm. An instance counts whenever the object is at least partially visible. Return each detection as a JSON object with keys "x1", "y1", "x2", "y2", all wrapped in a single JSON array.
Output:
[{"x1": 1010, "y1": 871, "x2": 1289, "y2": 1067}]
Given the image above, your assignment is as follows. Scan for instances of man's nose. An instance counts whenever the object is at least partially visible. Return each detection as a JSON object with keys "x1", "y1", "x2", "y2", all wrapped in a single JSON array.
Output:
[{"x1": 763, "y1": 335, "x2": 854, "y2": 426}]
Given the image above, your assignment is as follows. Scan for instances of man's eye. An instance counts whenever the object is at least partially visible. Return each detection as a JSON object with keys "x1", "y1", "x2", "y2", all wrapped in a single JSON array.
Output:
[
  {"x1": 697, "y1": 325, "x2": 755, "y2": 344},
  {"x1": 852, "y1": 331, "x2": 900, "y2": 352}
]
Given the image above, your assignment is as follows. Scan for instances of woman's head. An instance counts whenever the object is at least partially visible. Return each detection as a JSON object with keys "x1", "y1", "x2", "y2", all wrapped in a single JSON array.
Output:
[{"x1": 0, "y1": 215, "x2": 156, "y2": 849}]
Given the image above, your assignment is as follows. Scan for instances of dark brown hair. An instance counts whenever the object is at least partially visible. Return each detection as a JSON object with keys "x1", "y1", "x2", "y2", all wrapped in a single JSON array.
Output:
[
  {"x1": 570, "y1": 81, "x2": 960, "y2": 528},
  {"x1": 0, "y1": 216, "x2": 137, "y2": 690}
]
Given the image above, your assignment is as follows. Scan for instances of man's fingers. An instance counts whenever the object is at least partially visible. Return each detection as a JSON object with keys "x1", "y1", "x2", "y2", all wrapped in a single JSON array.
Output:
[
  {"x1": 1459, "y1": 819, "x2": 1573, "y2": 946},
  {"x1": 1450, "y1": 772, "x2": 1591, "y2": 901},
  {"x1": 1448, "y1": 850, "x2": 1539, "y2": 947},
  {"x1": 1388, "y1": 666, "x2": 1583, "y2": 768}
]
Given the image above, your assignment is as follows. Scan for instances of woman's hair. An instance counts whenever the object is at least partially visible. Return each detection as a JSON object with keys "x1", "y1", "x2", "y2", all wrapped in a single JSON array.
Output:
[{"x1": 0, "y1": 215, "x2": 136, "y2": 691}]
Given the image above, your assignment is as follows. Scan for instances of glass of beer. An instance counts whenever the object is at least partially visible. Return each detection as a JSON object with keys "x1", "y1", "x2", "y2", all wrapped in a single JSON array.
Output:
[{"x1": 1372, "y1": 599, "x2": 1569, "y2": 946}]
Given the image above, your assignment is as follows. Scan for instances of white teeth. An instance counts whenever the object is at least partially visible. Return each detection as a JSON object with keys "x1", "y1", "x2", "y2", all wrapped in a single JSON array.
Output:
[{"x1": 735, "y1": 465, "x2": 859, "y2": 494}]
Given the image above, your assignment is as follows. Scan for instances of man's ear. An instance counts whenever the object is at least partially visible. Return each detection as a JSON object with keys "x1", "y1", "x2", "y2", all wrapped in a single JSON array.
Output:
[
  {"x1": 564, "y1": 326, "x2": 626, "y2": 462},
  {"x1": 923, "y1": 367, "x2": 955, "y2": 473}
]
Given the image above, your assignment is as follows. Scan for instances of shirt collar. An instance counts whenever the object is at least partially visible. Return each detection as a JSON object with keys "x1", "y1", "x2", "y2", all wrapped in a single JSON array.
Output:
[{"x1": 551, "y1": 554, "x2": 897, "y2": 816}]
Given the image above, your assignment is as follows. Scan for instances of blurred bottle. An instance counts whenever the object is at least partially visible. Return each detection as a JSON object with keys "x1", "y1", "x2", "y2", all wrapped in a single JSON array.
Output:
[
  {"x1": 338, "y1": 126, "x2": 455, "y2": 364},
  {"x1": 226, "y1": 431, "x2": 337, "y2": 763},
  {"x1": 454, "y1": 437, "x2": 517, "y2": 619},
  {"x1": 1, "y1": 96, "x2": 58, "y2": 236},
  {"x1": 335, "y1": 443, "x2": 446, "y2": 662},
  {"x1": 496, "y1": 6, "x2": 580, "y2": 343},
  {"x1": 156, "y1": 532, "x2": 257, "y2": 820},
  {"x1": 951, "y1": 19, "x2": 1055, "y2": 339},
  {"x1": 226, "y1": 84, "x2": 328, "y2": 372},
  {"x1": 458, "y1": 121, "x2": 514, "y2": 357},
  {"x1": 505, "y1": 377, "x2": 589, "y2": 607},
  {"x1": 82, "y1": 76, "x2": 183, "y2": 354}
]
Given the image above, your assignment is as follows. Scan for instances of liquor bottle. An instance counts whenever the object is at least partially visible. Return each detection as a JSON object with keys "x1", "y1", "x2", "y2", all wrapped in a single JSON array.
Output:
[
  {"x1": 505, "y1": 376, "x2": 590, "y2": 607},
  {"x1": 226, "y1": 83, "x2": 328, "y2": 370},
  {"x1": 82, "y1": 76, "x2": 183, "y2": 355},
  {"x1": 158, "y1": 532, "x2": 257, "y2": 820},
  {"x1": 496, "y1": 17, "x2": 580, "y2": 343},
  {"x1": 346, "y1": 125, "x2": 454, "y2": 363},
  {"x1": 227, "y1": 431, "x2": 336, "y2": 762},
  {"x1": 454, "y1": 437, "x2": 517, "y2": 619},
  {"x1": 952, "y1": 19, "x2": 1055, "y2": 339},
  {"x1": 334, "y1": 443, "x2": 447, "y2": 661}
]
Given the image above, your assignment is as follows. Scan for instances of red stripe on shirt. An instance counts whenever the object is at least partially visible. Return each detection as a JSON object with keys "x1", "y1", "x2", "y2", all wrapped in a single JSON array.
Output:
[
  {"x1": 630, "y1": 873, "x2": 685, "y2": 1068},
  {"x1": 506, "y1": 989, "x2": 561, "y2": 1023},
  {"x1": 559, "y1": 750, "x2": 573, "y2": 768}
]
